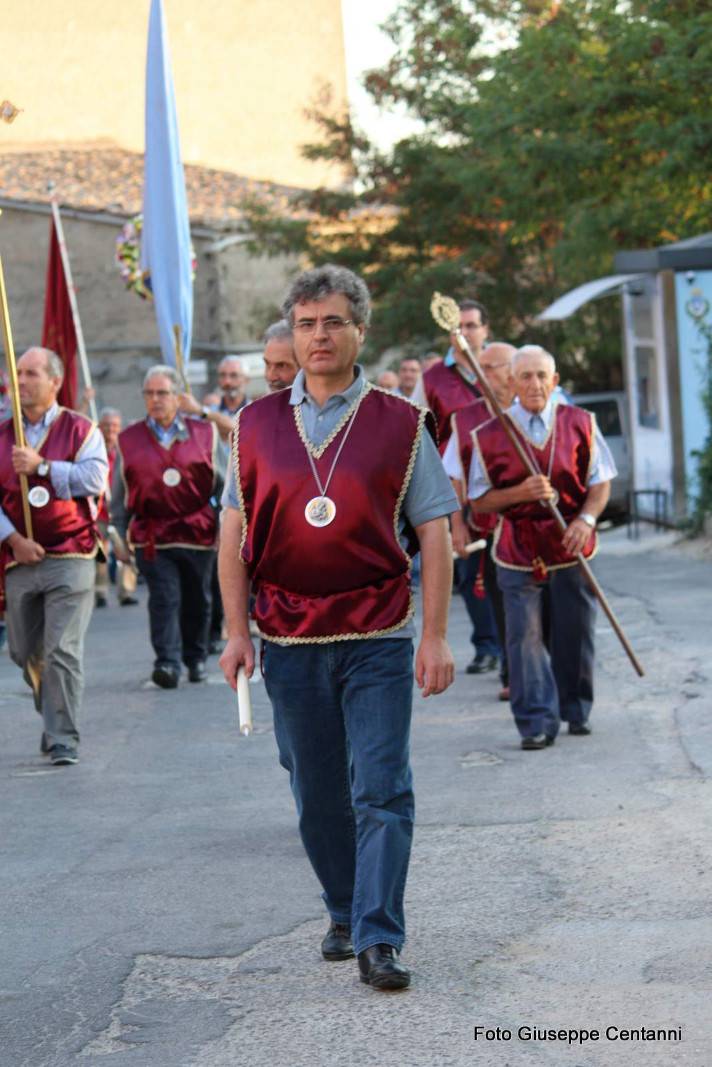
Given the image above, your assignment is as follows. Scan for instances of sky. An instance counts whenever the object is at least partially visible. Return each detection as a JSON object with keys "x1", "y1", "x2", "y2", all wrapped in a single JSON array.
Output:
[{"x1": 340, "y1": 0, "x2": 419, "y2": 149}]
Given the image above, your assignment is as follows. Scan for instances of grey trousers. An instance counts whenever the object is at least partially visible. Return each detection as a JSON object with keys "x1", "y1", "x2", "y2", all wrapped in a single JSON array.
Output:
[{"x1": 5, "y1": 557, "x2": 95, "y2": 749}]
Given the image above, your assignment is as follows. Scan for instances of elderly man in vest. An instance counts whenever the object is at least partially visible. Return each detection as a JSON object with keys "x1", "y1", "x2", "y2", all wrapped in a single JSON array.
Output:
[
  {"x1": 0, "y1": 347, "x2": 108, "y2": 766},
  {"x1": 469, "y1": 345, "x2": 617, "y2": 749},
  {"x1": 219, "y1": 264, "x2": 457, "y2": 991},
  {"x1": 111, "y1": 365, "x2": 218, "y2": 689}
]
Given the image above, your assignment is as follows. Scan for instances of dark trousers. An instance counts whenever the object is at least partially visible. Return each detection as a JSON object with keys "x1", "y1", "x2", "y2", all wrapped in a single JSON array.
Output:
[
  {"x1": 497, "y1": 564, "x2": 596, "y2": 739},
  {"x1": 457, "y1": 550, "x2": 500, "y2": 658},
  {"x1": 135, "y1": 546, "x2": 214, "y2": 671},
  {"x1": 483, "y1": 540, "x2": 508, "y2": 684},
  {"x1": 263, "y1": 638, "x2": 415, "y2": 955},
  {"x1": 210, "y1": 554, "x2": 224, "y2": 642}
]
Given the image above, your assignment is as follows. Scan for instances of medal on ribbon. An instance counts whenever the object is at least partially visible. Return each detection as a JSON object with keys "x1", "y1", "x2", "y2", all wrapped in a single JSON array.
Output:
[
  {"x1": 304, "y1": 496, "x2": 336, "y2": 528},
  {"x1": 162, "y1": 468, "x2": 181, "y2": 487},
  {"x1": 28, "y1": 486, "x2": 50, "y2": 508}
]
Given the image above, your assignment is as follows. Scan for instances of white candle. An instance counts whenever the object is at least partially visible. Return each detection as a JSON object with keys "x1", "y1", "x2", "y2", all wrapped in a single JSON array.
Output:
[
  {"x1": 451, "y1": 538, "x2": 487, "y2": 559},
  {"x1": 236, "y1": 666, "x2": 253, "y2": 736}
]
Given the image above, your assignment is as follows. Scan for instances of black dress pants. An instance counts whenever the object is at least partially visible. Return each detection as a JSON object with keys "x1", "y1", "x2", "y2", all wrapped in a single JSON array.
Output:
[{"x1": 135, "y1": 546, "x2": 214, "y2": 671}]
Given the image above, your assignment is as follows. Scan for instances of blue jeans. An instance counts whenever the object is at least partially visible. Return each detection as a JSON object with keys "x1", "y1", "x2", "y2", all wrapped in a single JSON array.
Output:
[
  {"x1": 497, "y1": 564, "x2": 596, "y2": 739},
  {"x1": 263, "y1": 638, "x2": 415, "y2": 955}
]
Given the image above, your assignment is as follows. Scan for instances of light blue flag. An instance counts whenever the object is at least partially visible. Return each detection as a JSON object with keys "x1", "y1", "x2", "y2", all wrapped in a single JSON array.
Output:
[{"x1": 141, "y1": 0, "x2": 193, "y2": 367}]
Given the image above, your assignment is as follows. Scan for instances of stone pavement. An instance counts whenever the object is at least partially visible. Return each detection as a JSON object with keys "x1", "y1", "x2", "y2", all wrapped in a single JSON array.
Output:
[{"x1": 1, "y1": 530, "x2": 711, "y2": 1067}]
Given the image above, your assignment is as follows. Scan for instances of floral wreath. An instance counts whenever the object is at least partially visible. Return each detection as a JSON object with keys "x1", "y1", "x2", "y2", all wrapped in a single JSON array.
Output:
[{"x1": 115, "y1": 214, "x2": 197, "y2": 301}]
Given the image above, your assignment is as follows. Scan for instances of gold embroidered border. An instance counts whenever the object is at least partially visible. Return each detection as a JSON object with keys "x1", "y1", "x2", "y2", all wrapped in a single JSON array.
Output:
[
  {"x1": 256, "y1": 599, "x2": 416, "y2": 646},
  {"x1": 5, "y1": 547, "x2": 99, "y2": 572},
  {"x1": 230, "y1": 408, "x2": 249, "y2": 557},
  {"x1": 293, "y1": 381, "x2": 372, "y2": 460}
]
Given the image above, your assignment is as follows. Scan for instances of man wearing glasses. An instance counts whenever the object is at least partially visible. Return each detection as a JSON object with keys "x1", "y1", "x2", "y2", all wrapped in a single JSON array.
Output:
[
  {"x1": 414, "y1": 300, "x2": 501, "y2": 677},
  {"x1": 219, "y1": 264, "x2": 458, "y2": 991},
  {"x1": 412, "y1": 299, "x2": 488, "y2": 453},
  {"x1": 111, "y1": 365, "x2": 218, "y2": 689}
]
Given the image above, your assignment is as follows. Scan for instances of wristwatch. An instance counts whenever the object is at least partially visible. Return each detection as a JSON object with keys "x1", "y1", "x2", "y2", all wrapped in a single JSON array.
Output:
[
  {"x1": 579, "y1": 511, "x2": 597, "y2": 528},
  {"x1": 200, "y1": 406, "x2": 210, "y2": 420},
  {"x1": 37, "y1": 460, "x2": 51, "y2": 478}
]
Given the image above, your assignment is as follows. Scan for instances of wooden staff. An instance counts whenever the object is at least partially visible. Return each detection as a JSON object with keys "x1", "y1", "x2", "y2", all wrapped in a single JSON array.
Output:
[
  {"x1": 0, "y1": 254, "x2": 33, "y2": 539},
  {"x1": 47, "y1": 188, "x2": 97, "y2": 421},
  {"x1": 430, "y1": 292, "x2": 644, "y2": 677},
  {"x1": 173, "y1": 324, "x2": 191, "y2": 394}
]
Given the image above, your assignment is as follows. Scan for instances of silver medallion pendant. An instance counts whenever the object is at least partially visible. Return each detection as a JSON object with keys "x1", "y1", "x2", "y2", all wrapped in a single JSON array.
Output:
[
  {"x1": 28, "y1": 485, "x2": 50, "y2": 508},
  {"x1": 162, "y1": 467, "x2": 182, "y2": 487},
  {"x1": 304, "y1": 496, "x2": 336, "y2": 528}
]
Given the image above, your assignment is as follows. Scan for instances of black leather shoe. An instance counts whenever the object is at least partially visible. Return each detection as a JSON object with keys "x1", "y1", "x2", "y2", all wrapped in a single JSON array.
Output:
[
  {"x1": 119, "y1": 596, "x2": 139, "y2": 606},
  {"x1": 188, "y1": 662, "x2": 208, "y2": 683},
  {"x1": 466, "y1": 653, "x2": 499, "y2": 675},
  {"x1": 152, "y1": 665, "x2": 179, "y2": 689},
  {"x1": 321, "y1": 921, "x2": 354, "y2": 961},
  {"x1": 521, "y1": 733, "x2": 556, "y2": 750},
  {"x1": 358, "y1": 944, "x2": 410, "y2": 990},
  {"x1": 568, "y1": 723, "x2": 592, "y2": 736}
]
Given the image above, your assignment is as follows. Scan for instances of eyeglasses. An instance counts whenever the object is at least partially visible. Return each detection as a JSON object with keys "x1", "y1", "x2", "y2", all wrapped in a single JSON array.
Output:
[
  {"x1": 142, "y1": 389, "x2": 173, "y2": 398},
  {"x1": 294, "y1": 317, "x2": 354, "y2": 335}
]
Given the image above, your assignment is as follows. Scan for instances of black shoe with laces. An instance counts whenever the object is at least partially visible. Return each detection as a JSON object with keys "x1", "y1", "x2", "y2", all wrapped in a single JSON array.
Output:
[
  {"x1": 358, "y1": 944, "x2": 410, "y2": 990},
  {"x1": 321, "y1": 921, "x2": 355, "y2": 961}
]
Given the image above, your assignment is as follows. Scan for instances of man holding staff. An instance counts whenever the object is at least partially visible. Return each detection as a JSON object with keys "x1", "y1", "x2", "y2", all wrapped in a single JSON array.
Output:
[
  {"x1": 442, "y1": 342, "x2": 518, "y2": 699},
  {"x1": 469, "y1": 345, "x2": 617, "y2": 749},
  {"x1": 0, "y1": 347, "x2": 107, "y2": 765},
  {"x1": 219, "y1": 264, "x2": 457, "y2": 991}
]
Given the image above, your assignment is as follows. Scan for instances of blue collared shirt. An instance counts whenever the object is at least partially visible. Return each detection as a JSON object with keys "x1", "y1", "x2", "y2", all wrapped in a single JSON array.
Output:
[
  {"x1": 467, "y1": 397, "x2": 618, "y2": 501},
  {"x1": 0, "y1": 403, "x2": 108, "y2": 543},
  {"x1": 222, "y1": 365, "x2": 458, "y2": 639}
]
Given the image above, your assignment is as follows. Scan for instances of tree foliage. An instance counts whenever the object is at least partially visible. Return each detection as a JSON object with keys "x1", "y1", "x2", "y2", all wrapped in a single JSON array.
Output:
[{"x1": 247, "y1": 0, "x2": 712, "y2": 387}]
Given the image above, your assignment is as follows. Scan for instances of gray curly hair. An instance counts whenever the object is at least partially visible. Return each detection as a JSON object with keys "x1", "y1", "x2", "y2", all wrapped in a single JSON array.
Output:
[{"x1": 281, "y1": 264, "x2": 371, "y2": 328}]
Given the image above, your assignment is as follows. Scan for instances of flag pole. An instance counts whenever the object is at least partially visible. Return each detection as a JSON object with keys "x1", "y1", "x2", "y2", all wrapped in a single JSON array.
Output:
[
  {"x1": 173, "y1": 324, "x2": 190, "y2": 394},
  {"x1": 0, "y1": 255, "x2": 33, "y2": 539},
  {"x1": 47, "y1": 185, "x2": 98, "y2": 421}
]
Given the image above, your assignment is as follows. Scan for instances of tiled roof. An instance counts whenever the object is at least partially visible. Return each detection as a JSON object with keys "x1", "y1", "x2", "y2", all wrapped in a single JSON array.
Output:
[{"x1": 0, "y1": 143, "x2": 301, "y2": 228}]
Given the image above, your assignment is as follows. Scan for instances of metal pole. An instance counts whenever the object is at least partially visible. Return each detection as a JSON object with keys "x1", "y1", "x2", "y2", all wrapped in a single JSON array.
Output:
[
  {"x1": 173, "y1": 324, "x2": 190, "y2": 394},
  {"x1": 431, "y1": 292, "x2": 644, "y2": 677},
  {"x1": 48, "y1": 191, "x2": 98, "y2": 421},
  {"x1": 0, "y1": 254, "x2": 33, "y2": 539}
]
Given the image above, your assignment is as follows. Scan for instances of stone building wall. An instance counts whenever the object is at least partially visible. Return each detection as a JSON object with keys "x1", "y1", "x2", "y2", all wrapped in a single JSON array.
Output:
[{"x1": 0, "y1": 204, "x2": 298, "y2": 420}]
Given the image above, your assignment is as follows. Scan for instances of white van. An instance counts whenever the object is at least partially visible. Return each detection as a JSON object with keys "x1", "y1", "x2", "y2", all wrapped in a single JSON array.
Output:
[{"x1": 570, "y1": 391, "x2": 631, "y2": 517}]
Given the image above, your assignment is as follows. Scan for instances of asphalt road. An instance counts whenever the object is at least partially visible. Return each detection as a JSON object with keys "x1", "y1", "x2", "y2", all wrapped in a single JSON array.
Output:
[{"x1": 1, "y1": 528, "x2": 711, "y2": 1067}]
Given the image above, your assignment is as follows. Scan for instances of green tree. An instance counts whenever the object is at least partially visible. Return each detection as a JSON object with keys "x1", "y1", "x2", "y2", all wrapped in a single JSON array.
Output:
[{"x1": 248, "y1": 0, "x2": 712, "y2": 387}]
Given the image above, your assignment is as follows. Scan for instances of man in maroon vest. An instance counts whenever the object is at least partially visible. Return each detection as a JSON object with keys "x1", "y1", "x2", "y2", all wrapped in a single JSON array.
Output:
[
  {"x1": 111, "y1": 365, "x2": 218, "y2": 689},
  {"x1": 412, "y1": 298, "x2": 487, "y2": 453},
  {"x1": 219, "y1": 264, "x2": 458, "y2": 991},
  {"x1": 415, "y1": 300, "x2": 500, "y2": 676},
  {"x1": 469, "y1": 346, "x2": 617, "y2": 749},
  {"x1": 443, "y1": 342, "x2": 518, "y2": 698},
  {"x1": 95, "y1": 406, "x2": 138, "y2": 608},
  {"x1": 0, "y1": 347, "x2": 108, "y2": 765}
]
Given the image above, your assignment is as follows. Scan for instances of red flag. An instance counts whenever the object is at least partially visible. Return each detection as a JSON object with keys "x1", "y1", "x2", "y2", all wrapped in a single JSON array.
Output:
[{"x1": 41, "y1": 218, "x2": 78, "y2": 409}]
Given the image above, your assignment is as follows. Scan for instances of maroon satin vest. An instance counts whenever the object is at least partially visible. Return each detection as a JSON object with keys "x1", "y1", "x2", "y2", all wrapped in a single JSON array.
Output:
[
  {"x1": 0, "y1": 408, "x2": 98, "y2": 558},
  {"x1": 423, "y1": 360, "x2": 481, "y2": 453},
  {"x1": 475, "y1": 404, "x2": 597, "y2": 570},
  {"x1": 451, "y1": 399, "x2": 497, "y2": 536},
  {"x1": 235, "y1": 385, "x2": 435, "y2": 642},
  {"x1": 119, "y1": 418, "x2": 217, "y2": 550}
]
